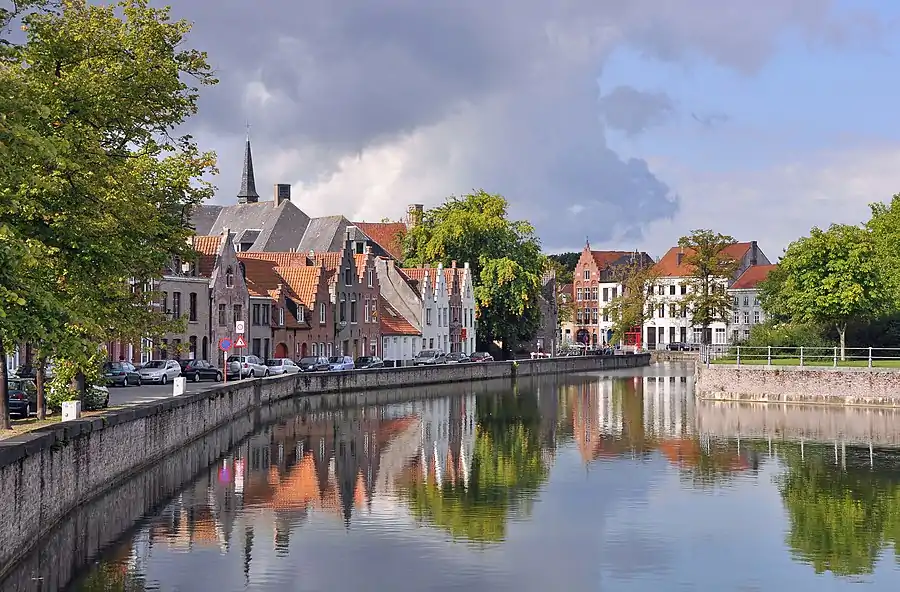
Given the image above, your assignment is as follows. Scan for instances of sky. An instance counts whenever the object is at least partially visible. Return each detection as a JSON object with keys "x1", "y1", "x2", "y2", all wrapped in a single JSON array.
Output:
[{"x1": 172, "y1": 0, "x2": 900, "y2": 260}]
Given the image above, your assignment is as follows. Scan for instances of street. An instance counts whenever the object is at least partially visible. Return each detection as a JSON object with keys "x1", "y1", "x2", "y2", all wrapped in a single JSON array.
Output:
[{"x1": 107, "y1": 379, "x2": 229, "y2": 407}]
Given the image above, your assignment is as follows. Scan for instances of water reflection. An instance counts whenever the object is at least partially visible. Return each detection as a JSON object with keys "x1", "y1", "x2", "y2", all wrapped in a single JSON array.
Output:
[{"x1": 25, "y1": 367, "x2": 900, "y2": 590}]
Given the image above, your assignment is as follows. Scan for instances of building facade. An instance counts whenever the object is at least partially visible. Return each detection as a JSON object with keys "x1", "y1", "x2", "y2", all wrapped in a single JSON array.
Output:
[
  {"x1": 379, "y1": 297, "x2": 422, "y2": 365},
  {"x1": 727, "y1": 264, "x2": 777, "y2": 342},
  {"x1": 400, "y1": 264, "x2": 450, "y2": 352}
]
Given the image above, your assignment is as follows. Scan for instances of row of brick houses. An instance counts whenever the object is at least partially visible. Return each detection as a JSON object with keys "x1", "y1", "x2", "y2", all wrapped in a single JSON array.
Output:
[{"x1": 561, "y1": 240, "x2": 776, "y2": 350}]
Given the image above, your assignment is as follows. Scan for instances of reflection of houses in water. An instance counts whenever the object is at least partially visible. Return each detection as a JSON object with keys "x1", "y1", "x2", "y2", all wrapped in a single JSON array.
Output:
[
  {"x1": 415, "y1": 394, "x2": 477, "y2": 488},
  {"x1": 147, "y1": 470, "x2": 231, "y2": 553},
  {"x1": 641, "y1": 375, "x2": 695, "y2": 438}
]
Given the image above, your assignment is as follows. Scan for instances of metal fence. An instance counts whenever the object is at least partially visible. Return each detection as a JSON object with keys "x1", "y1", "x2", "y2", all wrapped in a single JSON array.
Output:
[{"x1": 700, "y1": 344, "x2": 900, "y2": 368}]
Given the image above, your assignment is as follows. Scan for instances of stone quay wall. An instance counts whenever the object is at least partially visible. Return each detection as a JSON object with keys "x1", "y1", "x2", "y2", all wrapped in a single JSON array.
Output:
[
  {"x1": 696, "y1": 364, "x2": 900, "y2": 407},
  {"x1": 0, "y1": 353, "x2": 649, "y2": 580}
]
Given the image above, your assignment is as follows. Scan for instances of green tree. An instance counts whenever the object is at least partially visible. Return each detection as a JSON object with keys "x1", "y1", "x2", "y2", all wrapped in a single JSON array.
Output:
[
  {"x1": 867, "y1": 193, "x2": 900, "y2": 306},
  {"x1": 758, "y1": 224, "x2": 887, "y2": 360},
  {"x1": 402, "y1": 191, "x2": 546, "y2": 356},
  {"x1": 678, "y1": 230, "x2": 741, "y2": 345},
  {"x1": 0, "y1": 0, "x2": 216, "y2": 425},
  {"x1": 607, "y1": 257, "x2": 660, "y2": 346},
  {"x1": 547, "y1": 252, "x2": 578, "y2": 284}
]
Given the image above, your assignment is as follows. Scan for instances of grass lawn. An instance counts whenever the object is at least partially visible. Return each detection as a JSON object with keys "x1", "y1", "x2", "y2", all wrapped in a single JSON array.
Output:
[
  {"x1": 0, "y1": 407, "x2": 125, "y2": 441},
  {"x1": 711, "y1": 358, "x2": 900, "y2": 368}
]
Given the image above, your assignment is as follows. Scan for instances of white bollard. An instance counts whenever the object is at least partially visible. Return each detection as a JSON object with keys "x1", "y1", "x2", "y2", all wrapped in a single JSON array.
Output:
[
  {"x1": 62, "y1": 400, "x2": 82, "y2": 421},
  {"x1": 173, "y1": 376, "x2": 187, "y2": 397}
]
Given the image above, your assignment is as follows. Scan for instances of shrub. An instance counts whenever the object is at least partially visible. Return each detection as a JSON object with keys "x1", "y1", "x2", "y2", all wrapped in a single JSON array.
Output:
[
  {"x1": 741, "y1": 322, "x2": 831, "y2": 359},
  {"x1": 45, "y1": 351, "x2": 108, "y2": 412}
]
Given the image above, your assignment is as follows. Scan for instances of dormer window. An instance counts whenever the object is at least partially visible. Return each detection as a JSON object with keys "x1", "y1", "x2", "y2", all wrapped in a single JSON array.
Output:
[{"x1": 226, "y1": 266, "x2": 234, "y2": 288}]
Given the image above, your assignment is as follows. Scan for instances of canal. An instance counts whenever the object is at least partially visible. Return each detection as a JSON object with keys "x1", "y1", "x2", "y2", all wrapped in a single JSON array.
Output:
[{"x1": 7, "y1": 362, "x2": 900, "y2": 591}]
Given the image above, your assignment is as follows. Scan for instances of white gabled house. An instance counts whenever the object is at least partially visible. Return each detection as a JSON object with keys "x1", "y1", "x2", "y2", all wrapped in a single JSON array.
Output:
[
  {"x1": 727, "y1": 264, "x2": 778, "y2": 342},
  {"x1": 400, "y1": 264, "x2": 450, "y2": 353}
]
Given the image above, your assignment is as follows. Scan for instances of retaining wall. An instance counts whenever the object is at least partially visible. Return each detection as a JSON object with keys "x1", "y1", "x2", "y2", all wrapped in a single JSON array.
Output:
[
  {"x1": 696, "y1": 364, "x2": 900, "y2": 406},
  {"x1": 0, "y1": 353, "x2": 648, "y2": 579}
]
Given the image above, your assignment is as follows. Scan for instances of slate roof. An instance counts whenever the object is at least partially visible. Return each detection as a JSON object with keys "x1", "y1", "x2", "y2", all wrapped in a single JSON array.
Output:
[
  {"x1": 353, "y1": 222, "x2": 407, "y2": 260},
  {"x1": 193, "y1": 200, "x2": 312, "y2": 252},
  {"x1": 731, "y1": 264, "x2": 777, "y2": 290},
  {"x1": 379, "y1": 297, "x2": 420, "y2": 336},
  {"x1": 297, "y1": 215, "x2": 352, "y2": 254},
  {"x1": 654, "y1": 243, "x2": 753, "y2": 278}
]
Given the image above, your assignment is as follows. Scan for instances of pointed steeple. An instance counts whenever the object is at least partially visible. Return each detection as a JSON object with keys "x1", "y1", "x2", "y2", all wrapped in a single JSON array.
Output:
[{"x1": 237, "y1": 129, "x2": 259, "y2": 204}]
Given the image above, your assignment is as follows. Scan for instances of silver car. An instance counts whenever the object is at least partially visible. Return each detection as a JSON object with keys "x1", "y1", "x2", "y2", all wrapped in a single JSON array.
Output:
[
  {"x1": 138, "y1": 359, "x2": 182, "y2": 385},
  {"x1": 266, "y1": 358, "x2": 300, "y2": 375},
  {"x1": 327, "y1": 356, "x2": 355, "y2": 371},
  {"x1": 227, "y1": 355, "x2": 268, "y2": 379},
  {"x1": 413, "y1": 350, "x2": 447, "y2": 365}
]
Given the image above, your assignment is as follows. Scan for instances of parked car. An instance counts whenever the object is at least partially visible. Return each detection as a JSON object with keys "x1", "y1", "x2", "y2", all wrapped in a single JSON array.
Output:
[
  {"x1": 179, "y1": 359, "x2": 222, "y2": 382},
  {"x1": 266, "y1": 358, "x2": 300, "y2": 375},
  {"x1": 13, "y1": 363, "x2": 55, "y2": 380},
  {"x1": 328, "y1": 356, "x2": 355, "y2": 371},
  {"x1": 355, "y1": 356, "x2": 384, "y2": 369},
  {"x1": 468, "y1": 352, "x2": 494, "y2": 363},
  {"x1": 445, "y1": 352, "x2": 470, "y2": 364},
  {"x1": 137, "y1": 359, "x2": 182, "y2": 385},
  {"x1": 103, "y1": 361, "x2": 142, "y2": 387},
  {"x1": 7, "y1": 377, "x2": 36, "y2": 418},
  {"x1": 413, "y1": 350, "x2": 447, "y2": 366},
  {"x1": 227, "y1": 355, "x2": 268, "y2": 379},
  {"x1": 297, "y1": 356, "x2": 330, "y2": 372}
]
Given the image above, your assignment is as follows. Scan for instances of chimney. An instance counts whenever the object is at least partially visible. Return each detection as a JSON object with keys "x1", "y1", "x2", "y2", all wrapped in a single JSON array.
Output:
[
  {"x1": 406, "y1": 204, "x2": 424, "y2": 228},
  {"x1": 750, "y1": 240, "x2": 758, "y2": 266},
  {"x1": 274, "y1": 184, "x2": 291, "y2": 206}
]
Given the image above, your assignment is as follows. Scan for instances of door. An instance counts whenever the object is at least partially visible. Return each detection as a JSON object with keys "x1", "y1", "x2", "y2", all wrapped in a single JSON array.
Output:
[
  {"x1": 275, "y1": 342, "x2": 288, "y2": 358},
  {"x1": 646, "y1": 327, "x2": 656, "y2": 350},
  {"x1": 679, "y1": 327, "x2": 687, "y2": 343},
  {"x1": 301, "y1": 342, "x2": 308, "y2": 357}
]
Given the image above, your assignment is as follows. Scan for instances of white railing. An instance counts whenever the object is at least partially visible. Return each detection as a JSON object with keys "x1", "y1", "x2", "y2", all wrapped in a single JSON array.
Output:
[{"x1": 700, "y1": 345, "x2": 900, "y2": 368}]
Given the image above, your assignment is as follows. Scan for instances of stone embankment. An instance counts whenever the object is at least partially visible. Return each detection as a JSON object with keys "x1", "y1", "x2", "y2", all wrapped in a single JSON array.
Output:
[
  {"x1": 0, "y1": 353, "x2": 649, "y2": 581},
  {"x1": 696, "y1": 364, "x2": 900, "y2": 406}
]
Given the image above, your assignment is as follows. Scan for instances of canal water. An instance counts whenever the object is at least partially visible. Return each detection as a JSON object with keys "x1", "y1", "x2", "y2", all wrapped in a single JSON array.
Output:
[{"x1": 9, "y1": 362, "x2": 900, "y2": 591}]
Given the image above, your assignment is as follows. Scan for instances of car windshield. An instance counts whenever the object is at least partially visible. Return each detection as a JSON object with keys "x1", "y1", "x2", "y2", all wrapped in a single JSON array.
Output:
[
  {"x1": 299, "y1": 357, "x2": 318, "y2": 365},
  {"x1": 144, "y1": 361, "x2": 165, "y2": 369},
  {"x1": 8, "y1": 379, "x2": 25, "y2": 391},
  {"x1": 265, "y1": 360, "x2": 282, "y2": 366},
  {"x1": 416, "y1": 351, "x2": 436, "y2": 358},
  {"x1": 105, "y1": 362, "x2": 127, "y2": 370},
  {"x1": 227, "y1": 356, "x2": 244, "y2": 363},
  {"x1": 328, "y1": 357, "x2": 343, "y2": 363},
  {"x1": 357, "y1": 357, "x2": 371, "y2": 363}
]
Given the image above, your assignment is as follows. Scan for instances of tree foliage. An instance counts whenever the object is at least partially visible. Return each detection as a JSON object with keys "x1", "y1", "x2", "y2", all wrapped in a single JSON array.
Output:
[
  {"x1": 607, "y1": 257, "x2": 660, "y2": 345},
  {"x1": 546, "y1": 252, "x2": 578, "y2": 284},
  {"x1": 758, "y1": 224, "x2": 887, "y2": 359},
  {"x1": 678, "y1": 230, "x2": 741, "y2": 344},
  {"x1": 402, "y1": 191, "x2": 546, "y2": 354},
  {"x1": 0, "y1": 0, "x2": 216, "y2": 426}
]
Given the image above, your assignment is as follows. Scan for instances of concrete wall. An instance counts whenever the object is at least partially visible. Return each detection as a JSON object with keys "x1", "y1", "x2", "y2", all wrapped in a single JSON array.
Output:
[
  {"x1": 0, "y1": 353, "x2": 649, "y2": 580},
  {"x1": 696, "y1": 364, "x2": 900, "y2": 406}
]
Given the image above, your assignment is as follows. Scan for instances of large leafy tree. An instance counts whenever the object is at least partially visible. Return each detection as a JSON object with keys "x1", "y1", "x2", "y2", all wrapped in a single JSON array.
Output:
[
  {"x1": 403, "y1": 191, "x2": 546, "y2": 356},
  {"x1": 607, "y1": 257, "x2": 661, "y2": 346},
  {"x1": 758, "y1": 224, "x2": 887, "y2": 360},
  {"x1": 0, "y1": 0, "x2": 216, "y2": 427},
  {"x1": 678, "y1": 230, "x2": 741, "y2": 345}
]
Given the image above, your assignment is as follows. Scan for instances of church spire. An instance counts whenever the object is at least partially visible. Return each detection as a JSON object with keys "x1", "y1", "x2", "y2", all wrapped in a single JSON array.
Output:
[{"x1": 237, "y1": 127, "x2": 259, "y2": 204}]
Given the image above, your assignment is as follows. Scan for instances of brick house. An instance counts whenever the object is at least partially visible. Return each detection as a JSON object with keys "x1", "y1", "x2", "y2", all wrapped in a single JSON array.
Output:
[
  {"x1": 277, "y1": 262, "x2": 336, "y2": 358},
  {"x1": 196, "y1": 230, "x2": 251, "y2": 364},
  {"x1": 239, "y1": 257, "x2": 307, "y2": 361}
]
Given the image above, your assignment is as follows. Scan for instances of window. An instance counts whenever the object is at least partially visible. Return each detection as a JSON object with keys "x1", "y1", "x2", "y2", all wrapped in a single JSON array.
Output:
[
  {"x1": 576, "y1": 310, "x2": 583, "y2": 324},
  {"x1": 170, "y1": 292, "x2": 181, "y2": 318},
  {"x1": 733, "y1": 296, "x2": 739, "y2": 306},
  {"x1": 226, "y1": 266, "x2": 234, "y2": 288},
  {"x1": 344, "y1": 267, "x2": 352, "y2": 286},
  {"x1": 367, "y1": 269, "x2": 373, "y2": 287},
  {"x1": 426, "y1": 308, "x2": 432, "y2": 325},
  {"x1": 233, "y1": 304, "x2": 242, "y2": 326},
  {"x1": 592, "y1": 308, "x2": 598, "y2": 322},
  {"x1": 754, "y1": 297, "x2": 760, "y2": 306},
  {"x1": 294, "y1": 306, "x2": 302, "y2": 323},
  {"x1": 339, "y1": 295, "x2": 346, "y2": 322},
  {"x1": 743, "y1": 295, "x2": 749, "y2": 306},
  {"x1": 162, "y1": 292, "x2": 169, "y2": 314},
  {"x1": 733, "y1": 311, "x2": 740, "y2": 324},
  {"x1": 350, "y1": 295, "x2": 358, "y2": 323},
  {"x1": 576, "y1": 287, "x2": 583, "y2": 301},
  {"x1": 680, "y1": 285, "x2": 687, "y2": 295},
  {"x1": 326, "y1": 343, "x2": 332, "y2": 357},
  {"x1": 319, "y1": 302, "x2": 326, "y2": 324},
  {"x1": 218, "y1": 304, "x2": 226, "y2": 326},
  {"x1": 429, "y1": 338, "x2": 434, "y2": 349},
  {"x1": 602, "y1": 287, "x2": 609, "y2": 302},
  {"x1": 583, "y1": 270, "x2": 590, "y2": 280},
  {"x1": 189, "y1": 336, "x2": 197, "y2": 358},
  {"x1": 602, "y1": 309, "x2": 609, "y2": 322},
  {"x1": 263, "y1": 304, "x2": 270, "y2": 324},
  {"x1": 187, "y1": 293, "x2": 197, "y2": 322},
  {"x1": 743, "y1": 311, "x2": 750, "y2": 324},
  {"x1": 753, "y1": 310, "x2": 760, "y2": 324},
  {"x1": 611, "y1": 287, "x2": 617, "y2": 299},
  {"x1": 591, "y1": 287, "x2": 598, "y2": 301},
  {"x1": 647, "y1": 285, "x2": 654, "y2": 296},
  {"x1": 364, "y1": 298, "x2": 370, "y2": 323},
  {"x1": 669, "y1": 285, "x2": 676, "y2": 295},
  {"x1": 669, "y1": 304, "x2": 676, "y2": 317},
  {"x1": 252, "y1": 304, "x2": 261, "y2": 325},
  {"x1": 658, "y1": 304, "x2": 665, "y2": 317},
  {"x1": 658, "y1": 285, "x2": 665, "y2": 296},
  {"x1": 681, "y1": 305, "x2": 687, "y2": 318}
]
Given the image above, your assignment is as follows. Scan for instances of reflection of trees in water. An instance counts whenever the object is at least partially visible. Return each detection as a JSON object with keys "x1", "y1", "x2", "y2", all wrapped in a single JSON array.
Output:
[
  {"x1": 403, "y1": 388, "x2": 550, "y2": 544},
  {"x1": 72, "y1": 562, "x2": 147, "y2": 591},
  {"x1": 776, "y1": 443, "x2": 900, "y2": 576}
]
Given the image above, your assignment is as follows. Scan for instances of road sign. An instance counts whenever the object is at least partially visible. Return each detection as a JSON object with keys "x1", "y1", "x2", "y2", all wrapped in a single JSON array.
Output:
[
  {"x1": 219, "y1": 337, "x2": 233, "y2": 351},
  {"x1": 235, "y1": 320, "x2": 245, "y2": 334},
  {"x1": 234, "y1": 335, "x2": 247, "y2": 348}
]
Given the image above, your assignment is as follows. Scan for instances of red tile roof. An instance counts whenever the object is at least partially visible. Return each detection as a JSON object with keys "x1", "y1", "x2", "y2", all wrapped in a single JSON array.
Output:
[
  {"x1": 275, "y1": 266, "x2": 324, "y2": 307},
  {"x1": 238, "y1": 256, "x2": 305, "y2": 328},
  {"x1": 731, "y1": 264, "x2": 777, "y2": 290},
  {"x1": 379, "y1": 297, "x2": 420, "y2": 336},
  {"x1": 192, "y1": 235, "x2": 223, "y2": 277},
  {"x1": 236, "y1": 251, "x2": 310, "y2": 267},
  {"x1": 354, "y1": 222, "x2": 407, "y2": 260},
  {"x1": 654, "y1": 243, "x2": 753, "y2": 278},
  {"x1": 590, "y1": 250, "x2": 634, "y2": 269}
]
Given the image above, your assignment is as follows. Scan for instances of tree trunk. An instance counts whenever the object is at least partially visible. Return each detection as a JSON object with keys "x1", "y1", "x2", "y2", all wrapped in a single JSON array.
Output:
[
  {"x1": 0, "y1": 337, "x2": 11, "y2": 430},
  {"x1": 75, "y1": 370, "x2": 86, "y2": 403},
  {"x1": 838, "y1": 324, "x2": 846, "y2": 362},
  {"x1": 36, "y1": 354, "x2": 47, "y2": 420}
]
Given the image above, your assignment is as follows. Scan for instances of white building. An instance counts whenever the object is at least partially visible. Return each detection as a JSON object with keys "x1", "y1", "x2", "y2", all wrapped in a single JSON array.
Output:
[
  {"x1": 643, "y1": 241, "x2": 771, "y2": 349},
  {"x1": 728, "y1": 264, "x2": 777, "y2": 342},
  {"x1": 455, "y1": 262, "x2": 477, "y2": 354}
]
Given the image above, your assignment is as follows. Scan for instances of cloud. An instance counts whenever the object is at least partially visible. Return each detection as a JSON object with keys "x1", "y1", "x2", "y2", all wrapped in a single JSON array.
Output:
[
  {"x1": 175, "y1": 0, "x2": 882, "y2": 251},
  {"x1": 637, "y1": 143, "x2": 900, "y2": 258}
]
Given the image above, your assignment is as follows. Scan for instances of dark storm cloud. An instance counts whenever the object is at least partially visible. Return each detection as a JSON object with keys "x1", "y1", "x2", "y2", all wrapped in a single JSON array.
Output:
[{"x1": 165, "y1": 0, "x2": 881, "y2": 251}]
